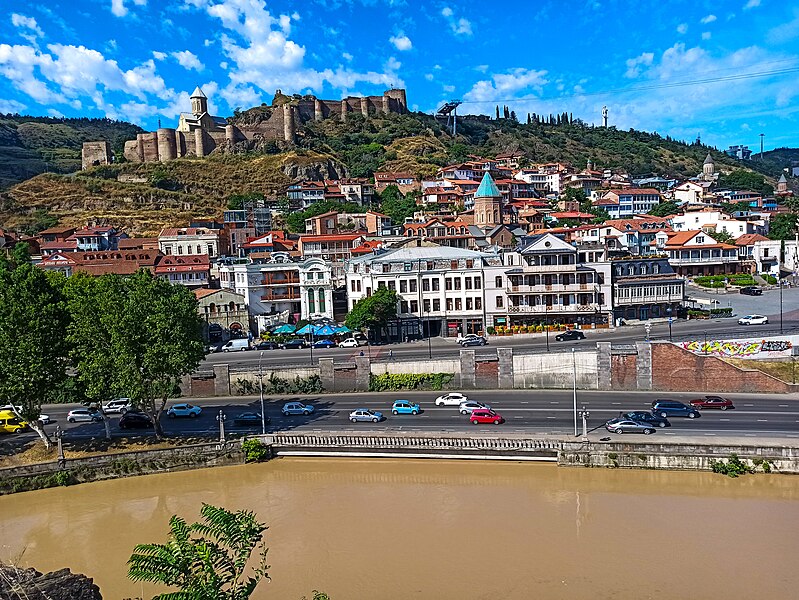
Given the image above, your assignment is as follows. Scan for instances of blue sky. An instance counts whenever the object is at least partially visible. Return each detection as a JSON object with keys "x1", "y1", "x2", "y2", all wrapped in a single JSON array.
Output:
[{"x1": 2, "y1": 0, "x2": 799, "y2": 150}]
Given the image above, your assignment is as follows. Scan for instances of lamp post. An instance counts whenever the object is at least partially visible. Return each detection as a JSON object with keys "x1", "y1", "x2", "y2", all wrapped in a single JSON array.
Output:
[
  {"x1": 572, "y1": 347, "x2": 578, "y2": 437},
  {"x1": 216, "y1": 410, "x2": 226, "y2": 444},
  {"x1": 55, "y1": 425, "x2": 65, "y2": 468},
  {"x1": 258, "y1": 351, "x2": 266, "y2": 435},
  {"x1": 666, "y1": 307, "x2": 673, "y2": 342},
  {"x1": 779, "y1": 275, "x2": 784, "y2": 334},
  {"x1": 425, "y1": 305, "x2": 433, "y2": 360},
  {"x1": 309, "y1": 327, "x2": 314, "y2": 365},
  {"x1": 545, "y1": 302, "x2": 550, "y2": 352},
  {"x1": 644, "y1": 321, "x2": 651, "y2": 342},
  {"x1": 578, "y1": 406, "x2": 590, "y2": 441}
]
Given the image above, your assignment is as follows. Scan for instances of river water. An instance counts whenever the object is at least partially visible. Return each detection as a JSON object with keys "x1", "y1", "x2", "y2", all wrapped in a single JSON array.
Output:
[{"x1": 1, "y1": 459, "x2": 797, "y2": 600}]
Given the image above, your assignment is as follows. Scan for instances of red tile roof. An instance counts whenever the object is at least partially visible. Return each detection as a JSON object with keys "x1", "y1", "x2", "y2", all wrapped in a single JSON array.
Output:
[{"x1": 735, "y1": 233, "x2": 770, "y2": 246}]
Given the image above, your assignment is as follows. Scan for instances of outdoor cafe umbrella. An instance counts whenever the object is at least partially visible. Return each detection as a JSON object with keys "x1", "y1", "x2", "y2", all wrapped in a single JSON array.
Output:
[
  {"x1": 334, "y1": 325, "x2": 352, "y2": 333},
  {"x1": 295, "y1": 323, "x2": 315, "y2": 335},
  {"x1": 272, "y1": 324, "x2": 296, "y2": 334},
  {"x1": 314, "y1": 324, "x2": 338, "y2": 336}
]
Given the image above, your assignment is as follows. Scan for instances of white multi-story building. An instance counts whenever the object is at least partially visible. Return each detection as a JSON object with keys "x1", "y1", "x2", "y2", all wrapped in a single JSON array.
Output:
[
  {"x1": 158, "y1": 227, "x2": 226, "y2": 259},
  {"x1": 671, "y1": 209, "x2": 766, "y2": 237},
  {"x1": 218, "y1": 253, "x2": 333, "y2": 333}
]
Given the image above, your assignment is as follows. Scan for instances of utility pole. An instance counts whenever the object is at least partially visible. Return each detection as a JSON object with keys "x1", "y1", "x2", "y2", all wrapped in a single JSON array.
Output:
[
  {"x1": 780, "y1": 275, "x2": 784, "y2": 334},
  {"x1": 572, "y1": 347, "x2": 578, "y2": 437},
  {"x1": 760, "y1": 133, "x2": 765, "y2": 159},
  {"x1": 258, "y1": 351, "x2": 266, "y2": 435}
]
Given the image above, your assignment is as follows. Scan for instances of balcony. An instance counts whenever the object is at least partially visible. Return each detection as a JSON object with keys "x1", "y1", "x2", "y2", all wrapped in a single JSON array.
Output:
[
  {"x1": 507, "y1": 283, "x2": 594, "y2": 293},
  {"x1": 261, "y1": 273, "x2": 300, "y2": 285},
  {"x1": 668, "y1": 252, "x2": 739, "y2": 265},
  {"x1": 261, "y1": 290, "x2": 300, "y2": 301},
  {"x1": 507, "y1": 304, "x2": 597, "y2": 314}
]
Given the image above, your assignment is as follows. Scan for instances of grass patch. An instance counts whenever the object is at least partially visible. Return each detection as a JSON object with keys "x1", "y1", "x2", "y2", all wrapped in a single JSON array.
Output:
[{"x1": 723, "y1": 359, "x2": 797, "y2": 384}]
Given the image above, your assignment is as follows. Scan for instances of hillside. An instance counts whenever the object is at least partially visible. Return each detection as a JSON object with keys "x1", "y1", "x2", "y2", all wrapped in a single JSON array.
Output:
[
  {"x1": 0, "y1": 108, "x2": 793, "y2": 236},
  {"x1": 0, "y1": 115, "x2": 143, "y2": 189}
]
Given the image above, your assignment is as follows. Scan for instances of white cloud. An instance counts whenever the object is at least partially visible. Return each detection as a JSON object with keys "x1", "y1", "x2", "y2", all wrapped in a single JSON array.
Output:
[
  {"x1": 152, "y1": 51, "x2": 167, "y2": 60},
  {"x1": 443, "y1": 84, "x2": 455, "y2": 92},
  {"x1": 677, "y1": 23, "x2": 688, "y2": 34},
  {"x1": 47, "y1": 108, "x2": 64, "y2": 117},
  {"x1": 700, "y1": 14, "x2": 717, "y2": 24},
  {"x1": 743, "y1": 0, "x2": 761, "y2": 9},
  {"x1": 441, "y1": 7, "x2": 472, "y2": 36},
  {"x1": 768, "y1": 15, "x2": 799, "y2": 44},
  {"x1": 111, "y1": 0, "x2": 146, "y2": 18},
  {"x1": 463, "y1": 68, "x2": 548, "y2": 103},
  {"x1": 424, "y1": 73, "x2": 434, "y2": 80},
  {"x1": 342, "y1": 52, "x2": 353, "y2": 62},
  {"x1": 389, "y1": 33, "x2": 412, "y2": 51},
  {"x1": 475, "y1": 64, "x2": 489, "y2": 73},
  {"x1": 11, "y1": 14, "x2": 44, "y2": 38},
  {"x1": 702, "y1": 31, "x2": 712, "y2": 40},
  {"x1": 0, "y1": 98, "x2": 26, "y2": 113},
  {"x1": 172, "y1": 49, "x2": 204, "y2": 71},
  {"x1": 624, "y1": 51, "x2": 654, "y2": 78}
]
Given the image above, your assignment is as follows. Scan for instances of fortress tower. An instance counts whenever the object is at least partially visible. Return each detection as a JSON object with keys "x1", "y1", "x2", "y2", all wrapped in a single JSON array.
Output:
[{"x1": 473, "y1": 172, "x2": 502, "y2": 229}]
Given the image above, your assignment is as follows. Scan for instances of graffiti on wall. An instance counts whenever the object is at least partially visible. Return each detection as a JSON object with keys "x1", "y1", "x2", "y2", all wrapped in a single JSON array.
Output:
[{"x1": 681, "y1": 339, "x2": 792, "y2": 357}]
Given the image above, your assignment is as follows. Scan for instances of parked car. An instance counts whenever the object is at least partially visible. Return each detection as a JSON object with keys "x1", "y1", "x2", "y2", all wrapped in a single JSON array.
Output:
[
  {"x1": 739, "y1": 286, "x2": 763, "y2": 296},
  {"x1": 255, "y1": 340, "x2": 279, "y2": 350},
  {"x1": 312, "y1": 339, "x2": 336, "y2": 349},
  {"x1": 622, "y1": 411, "x2": 670, "y2": 428},
  {"x1": 689, "y1": 395, "x2": 734, "y2": 410},
  {"x1": 470, "y1": 409, "x2": 504, "y2": 425},
  {"x1": 338, "y1": 338, "x2": 360, "y2": 348},
  {"x1": 36, "y1": 413, "x2": 52, "y2": 425},
  {"x1": 1, "y1": 405, "x2": 49, "y2": 425},
  {"x1": 281, "y1": 339, "x2": 308, "y2": 350},
  {"x1": 0, "y1": 410, "x2": 28, "y2": 433},
  {"x1": 459, "y1": 400, "x2": 491, "y2": 415},
  {"x1": 103, "y1": 398, "x2": 133, "y2": 414},
  {"x1": 738, "y1": 314, "x2": 768, "y2": 325},
  {"x1": 233, "y1": 412, "x2": 269, "y2": 426},
  {"x1": 166, "y1": 403, "x2": 202, "y2": 418},
  {"x1": 349, "y1": 408, "x2": 383, "y2": 423},
  {"x1": 650, "y1": 399, "x2": 700, "y2": 419},
  {"x1": 221, "y1": 339, "x2": 251, "y2": 352},
  {"x1": 605, "y1": 418, "x2": 656, "y2": 435},
  {"x1": 282, "y1": 402, "x2": 314, "y2": 416},
  {"x1": 456, "y1": 333, "x2": 484, "y2": 344},
  {"x1": 391, "y1": 400, "x2": 421, "y2": 415},
  {"x1": 119, "y1": 412, "x2": 153, "y2": 430},
  {"x1": 67, "y1": 408, "x2": 103, "y2": 423},
  {"x1": 555, "y1": 329, "x2": 586, "y2": 342},
  {"x1": 459, "y1": 336, "x2": 487, "y2": 347},
  {"x1": 435, "y1": 392, "x2": 468, "y2": 406}
]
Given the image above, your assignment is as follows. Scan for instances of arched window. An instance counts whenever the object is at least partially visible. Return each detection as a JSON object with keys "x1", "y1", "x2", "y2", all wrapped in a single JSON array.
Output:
[
  {"x1": 209, "y1": 302, "x2": 216, "y2": 314},
  {"x1": 308, "y1": 288, "x2": 316, "y2": 314},
  {"x1": 229, "y1": 301, "x2": 236, "y2": 312},
  {"x1": 318, "y1": 289, "x2": 326, "y2": 313}
]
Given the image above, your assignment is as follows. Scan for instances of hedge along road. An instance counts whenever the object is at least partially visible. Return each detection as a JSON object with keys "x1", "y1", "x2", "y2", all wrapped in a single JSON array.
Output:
[{"x1": 19, "y1": 390, "x2": 799, "y2": 442}]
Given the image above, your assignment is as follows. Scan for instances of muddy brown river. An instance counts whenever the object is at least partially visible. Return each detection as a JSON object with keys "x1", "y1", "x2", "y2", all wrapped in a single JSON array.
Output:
[{"x1": 1, "y1": 459, "x2": 797, "y2": 599}]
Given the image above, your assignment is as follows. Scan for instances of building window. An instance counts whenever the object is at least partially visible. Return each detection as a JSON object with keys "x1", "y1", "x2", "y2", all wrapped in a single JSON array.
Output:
[
  {"x1": 454, "y1": 278, "x2": 462, "y2": 290},
  {"x1": 446, "y1": 298, "x2": 454, "y2": 311},
  {"x1": 164, "y1": 245, "x2": 172, "y2": 255},
  {"x1": 455, "y1": 298, "x2": 462, "y2": 310},
  {"x1": 207, "y1": 244, "x2": 213, "y2": 255},
  {"x1": 433, "y1": 299, "x2": 441, "y2": 311},
  {"x1": 445, "y1": 278, "x2": 453, "y2": 291},
  {"x1": 426, "y1": 261, "x2": 434, "y2": 270},
  {"x1": 318, "y1": 289, "x2": 326, "y2": 313},
  {"x1": 308, "y1": 288, "x2": 316, "y2": 313},
  {"x1": 400, "y1": 300, "x2": 409, "y2": 313},
  {"x1": 495, "y1": 276, "x2": 502, "y2": 287},
  {"x1": 474, "y1": 276, "x2": 482, "y2": 288},
  {"x1": 422, "y1": 278, "x2": 430, "y2": 291},
  {"x1": 366, "y1": 287, "x2": 372, "y2": 297},
  {"x1": 475, "y1": 297, "x2": 482, "y2": 310},
  {"x1": 410, "y1": 279, "x2": 417, "y2": 293},
  {"x1": 357, "y1": 281, "x2": 362, "y2": 292},
  {"x1": 404, "y1": 263, "x2": 412, "y2": 272},
  {"x1": 466, "y1": 298, "x2": 473, "y2": 310},
  {"x1": 466, "y1": 259, "x2": 474, "y2": 268},
  {"x1": 400, "y1": 280, "x2": 407, "y2": 293},
  {"x1": 382, "y1": 264, "x2": 390, "y2": 273},
  {"x1": 410, "y1": 300, "x2": 419, "y2": 313},
  {"x1": 351, "y1": 280, "x2": 356, "y2": 292},
  {"x1": 496, "y1": 295, "x2": 504, "y2": 308},
  {"x1": 423, "y1": 299, "x2": 431, "y2": 312},
  {"x1": 388, "y1": 281, "x2": 396, "y2": 291},
  {"x1": 451, "y1": 260, "x2": 458, "y2": 269},
  {"x1": 432, "y1": 279, "x2": 440, "y2": 291},
  {"x1": 465, "y1": 278, "x2": 472, "y2": 290}
]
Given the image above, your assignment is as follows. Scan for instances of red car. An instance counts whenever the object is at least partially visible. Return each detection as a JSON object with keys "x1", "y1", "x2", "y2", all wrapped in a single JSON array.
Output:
[
  {"x1": 689, "y1": 395, "x2": 734, "y2": 410},
  {"x1": 470, "y1": 409, "x2": 504, "y2": 425}
]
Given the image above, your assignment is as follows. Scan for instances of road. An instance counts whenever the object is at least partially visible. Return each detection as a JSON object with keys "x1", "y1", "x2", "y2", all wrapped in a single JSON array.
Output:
[
  {"x1": 19, "y1": 390, "x2": 799, "y2": 442},
  {"x1": 202, "y1": 317, "x2": 799, "y2": 368}
]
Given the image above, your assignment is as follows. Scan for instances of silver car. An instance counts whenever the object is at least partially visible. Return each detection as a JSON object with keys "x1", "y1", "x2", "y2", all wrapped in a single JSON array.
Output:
[
  {"x1": 349, "y1": 408, "x2": 383, "y2": 423},
  {"x1": 459, "y1": 400, "x2": 491, "y2": 415},
  {"x1": 282, "y1": 402, "x2": 314, "y2": 416},
  {"x1": 67, "y1": 408, "x2": 103, "y2": 423},
  {"x1": 605, "y1": 418, "x2": 655, "y2": 435}
]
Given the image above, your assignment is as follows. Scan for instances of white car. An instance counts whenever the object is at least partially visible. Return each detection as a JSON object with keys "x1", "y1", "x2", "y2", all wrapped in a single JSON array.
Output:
[
  {"x1": 102, "y1": 398, "x2": 133, "y2": 414},
  {"x1": 67, "y1": 408, "x2": 103, "y2": 423},
  {"x1": 738, "y1": 314, "x2": 768, "y2": 325},
  {"x1": 338, "y1": 338, "x2": 360, "y2": 348},
  {"x1": 166, "y1": 403, "x2": 202, "y2": 418},
  {"x1": 435, "y1": 392, "x2": 469, "y2": 406},
  {"x1": 2, "y1": 405, "x2": 51, "y2": 424},
  {"x1": 459, "y1": 400, "x2": 491, "y2": 415},
  {"x1": 456, "y1": 333, "x2": 484, "y2": 344}
]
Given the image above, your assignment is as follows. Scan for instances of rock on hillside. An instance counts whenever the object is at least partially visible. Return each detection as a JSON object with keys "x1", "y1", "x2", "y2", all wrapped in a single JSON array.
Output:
[{"x1": 0, "y1": 562, "x2": 102, "y2": 599}]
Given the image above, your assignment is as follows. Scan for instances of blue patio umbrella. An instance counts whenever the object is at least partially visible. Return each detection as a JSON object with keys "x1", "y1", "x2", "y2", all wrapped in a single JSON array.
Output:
[
  {"x1": 272, "y1": 324, "x2": 296, "y2": 334},
  {"x1": 314, "y1": 324, "x2": 338, "y2": 336},
  {"x1": 335, "y1": 325, "x2": 352, "y2": 333},
  {"x1": 295, "y1": 324, "x2": 315, "y2": 335}
]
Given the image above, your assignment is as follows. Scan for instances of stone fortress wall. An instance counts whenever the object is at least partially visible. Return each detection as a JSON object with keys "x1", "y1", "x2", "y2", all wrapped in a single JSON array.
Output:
[{"x1": 81, "y1": 88, "x2": 407, "y2": 169}]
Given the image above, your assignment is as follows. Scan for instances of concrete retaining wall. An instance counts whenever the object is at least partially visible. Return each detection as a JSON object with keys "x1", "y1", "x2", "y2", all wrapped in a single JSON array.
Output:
[{"x1": 513, "y1": 350, "x2": 597, "y2": 389}]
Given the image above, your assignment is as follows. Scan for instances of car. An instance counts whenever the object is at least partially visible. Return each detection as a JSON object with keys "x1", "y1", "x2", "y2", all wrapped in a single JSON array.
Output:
[
  {"x1": 349, "y1": 408, "x2": 383, "y2": 423},
  {"x1": 281, "y1": 339, "x2": 308, "y2": 350},
  {"x1": 281, "y1": 402, "x2": 314, "y2": 416},
  {"x1": 103, "y1": 398, "x2": 133, "y2": 414},
  {"x1": 459, "y1": 337, "x2": 487, "y2": 347},
  {"x1": 312, "y1": 339, "x2": 336, "y2": 349},
  {"x1": 555, "y1": 329, "x2": 586, "y2": 342},
  {"x1": 456, "y1": 333, "x2": 484, "y2": 344},
  {"x1": 1, "y1": 405, "x2": 49, "y2": 425},
  {"x1": 0, "y1": 410, "x2": 28, "y2": 434},
  {"x1": 119, "y1": 412, "x2": 154, "y2": 430},
  {"x1": 255, "y1": 340, "x2": 279, "y2": 350},
  {"x1": 605, "y1": 418, "x2": 656, "y2": 435},
  {"x1": 470, "y1": 409, "x2": 504, "y2": 425},
  {"x1": 435, "y1": 392, "x2": 468, "y2": 406},
  {"x1": 66, "y1": 408, "x2": 103, "y2": 423},
  {"x1": 391, "y1": 400, "x2": 421, "y2": 415},
  {"x1": 221, "y1": 339, "x2": 251, "y2": 352},
  {"x1": 622, "y1": 411, "x2": 670, "y2": 428},
  {"x1": 459, "y1": 400, "x2": 491, "y2": 415},
  {"x1": 738, "y1": 314, "x2": 768, "y2": 325},
  {"x1": 36, "y1": 413, "x2": 52, "y2": 425},
  {"x1": 233, "y1": 412, "x2": 269, "y2": 426},
  {"x1": 689, "y1": 395, "x2": 734, "y2": 410},
  {"x1": 650, "y1": 399, "x2": 701, "y2": 419},
  {"x1": 338, "y1": 338, "x2": 360, "y2": 348},
  {"x1": 166, "y1": 403, "x2": 202, "y2": 418},
  {"x1": 739, "y1": 286, "x2": 763, "y2": 296}
]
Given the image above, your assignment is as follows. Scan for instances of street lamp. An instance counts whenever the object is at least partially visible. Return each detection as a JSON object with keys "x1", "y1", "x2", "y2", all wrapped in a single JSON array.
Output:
[
  {"x1": 309, "y1": 327, "x2": 314, "y2": 365},
  {"x1": 425, "y1": 304, "x2": 433, "y2": 360},
  {"x1": 545, "y1": 301, "x2": 550, "y2": 352},
  {"x1": 55, "y1": 425, "x2": 65, "y2": 468},
  {"x1": 644, "y1": 321, "x2": 651, "y2": 342},
  {"x1": 216, "y1": 410, "x2": 227, "y2": 444},
  {"x1": 578, "y1": 406, "x2": 590, "y2": 441},
  {"x1": 779, "y1": 275, "x2": 784, "y2": 334},
  {"x1": 258, "y1": 351, "x2": 266, "y2": 435},
  {"x1": 666, "y1": 307, "x2": 673, "y2": 342},
  {"x1": 572, "y1": 347, "x2": 578, "y2": 437}
]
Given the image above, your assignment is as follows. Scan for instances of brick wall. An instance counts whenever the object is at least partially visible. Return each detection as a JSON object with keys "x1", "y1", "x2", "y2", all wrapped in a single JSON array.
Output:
[
  {"x1": 475, "y1": 359, "x2": 498, "y2": 388},
  {"x1": 651, "y1": 343, "x2": 796, "y2": 393},
  {"x1": 611, "y1": 354, "x2": 638, "y2": 390}
]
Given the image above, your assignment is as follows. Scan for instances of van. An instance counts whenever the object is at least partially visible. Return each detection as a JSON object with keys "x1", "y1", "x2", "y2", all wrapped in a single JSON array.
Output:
[
  {"x1": 0, "y1": 410, "x2": 28, "y2": 434},
  {"x1": 222, "y1": 339, "x2": 250, "y2": 352},
  {"x1": 352, "y1": 332, "x2": 368, "y2": 346}
]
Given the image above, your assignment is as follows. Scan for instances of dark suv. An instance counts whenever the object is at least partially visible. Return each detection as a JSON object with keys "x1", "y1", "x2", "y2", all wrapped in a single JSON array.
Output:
[
  {"x1": 622, "y1": 411, "x2": 670, "y2": 428},
  {"x1": 280, "y1": 338, "x2": 308, "y2": 350},
  {"x1": 651, "y1": 400, "x2": 700, "y2": 419},
  {"x1": 555, "y1": 329, "x2": 586, "y2": 342},
  {"x1": 739, "y1": 286, "x2": 763, "y2": 296}
]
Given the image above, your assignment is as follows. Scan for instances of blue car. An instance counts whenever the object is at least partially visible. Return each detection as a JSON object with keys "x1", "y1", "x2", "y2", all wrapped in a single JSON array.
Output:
[
  {"x1": 391, "y1": 400, "x2": 421, "y2": 415},
  {"x1": 312, "y1": 339, "x2": 336, "y2": 349}
]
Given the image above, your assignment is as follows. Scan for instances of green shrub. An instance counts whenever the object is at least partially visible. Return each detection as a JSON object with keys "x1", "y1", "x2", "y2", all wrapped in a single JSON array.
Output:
[
  {"x1": 234, "y1": 374, "x2": 323, "y2": 396},
  {"x1": 242, "y1": 438, "x2": 270, "y2": 463},
  {"x1": 710, "y1": 453, "x2": 755, "y2": 477},
  {"x1": 369, "y1": 372, "x2": 454, "y2": 391},
  {"x1": 762, "y1": 274, "x2": 777, "y2": 285},
  {"x1": 486, "y1": 326, "x2": 496, "y2": 335}
]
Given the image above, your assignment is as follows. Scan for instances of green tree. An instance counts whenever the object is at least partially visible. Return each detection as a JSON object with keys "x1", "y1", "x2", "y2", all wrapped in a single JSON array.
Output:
[
  {"x1": 128, "y1": 503, "x2": 269, "y2": 600},
  {"x1": 378, "y1": 185, "x2": 417, "y2": 225},
  {"x1": 0, "y1": 260, "x2": 69, "y2": 448},
  {"x1": 713, "y1": 230, "x2": 735, "y2": 244},
  {"x1": 768, "y1": 213, "x2": 799, "y2": 240},
  {"x1": 719, "y1": 201, "x2": 752, "y2": 215},
  {"x1": 285, "y1": 200, "x2": 363, "y2": 233},
  {"x1": 718, "y1": 169, "x2": 774, "y2": 195},
  {"x1": 345, "y1": 287, "x2": 398, "y2": 338},
  {"x1": 648, "y1": 200, "x2": 682, "y2": 217}
]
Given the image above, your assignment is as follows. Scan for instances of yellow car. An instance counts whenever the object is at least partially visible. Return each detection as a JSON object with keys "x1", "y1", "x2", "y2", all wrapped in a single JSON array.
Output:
[{"x1": 0, "y1": 410, "x2": 28, "y2": 434}]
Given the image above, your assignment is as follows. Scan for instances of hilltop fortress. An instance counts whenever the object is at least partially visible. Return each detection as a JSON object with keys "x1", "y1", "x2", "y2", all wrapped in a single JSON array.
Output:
[{"x1": 81, "y1": 87, "x2": 408, "y2": 169}]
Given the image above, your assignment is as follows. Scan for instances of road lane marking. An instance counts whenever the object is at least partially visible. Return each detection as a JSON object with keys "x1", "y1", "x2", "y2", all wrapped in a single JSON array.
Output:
[
  {"x1": 779, "y1": 404, "x2": 790, "y2": 407},
  {"x1": 704, "y1": 433, "x2": 716, "y2": 436},
  {"x1": 744, "y1": 404, "x2": 754, "y2": 407},
  {"x1": 719, "y1": 418, "x2": 730, "y2": 421},
  {"x1": 549, "y1": 401, "x2": 559, "y2": 404},
  {"x1": 757, "y1": 419, "x2": 768, "y2": 422},
  {"x1": 521, "y1": 401, "x2": 529, "y2": 404},
  {"x1": 611, "y1": 402, "x2": 621, "y2": 405},
  {"x1": 546, "y1": 416, "x2": 556, "y2": 419}
]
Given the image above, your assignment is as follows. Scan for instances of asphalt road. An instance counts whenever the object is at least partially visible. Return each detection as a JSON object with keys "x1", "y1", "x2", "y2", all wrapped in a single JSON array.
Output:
[
  {"x1": 18, "y1": 390, "x2": 799, "y2": 442},
  {"x1": 201, "y1": 317, "x2": 799, "y2": 368}
]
